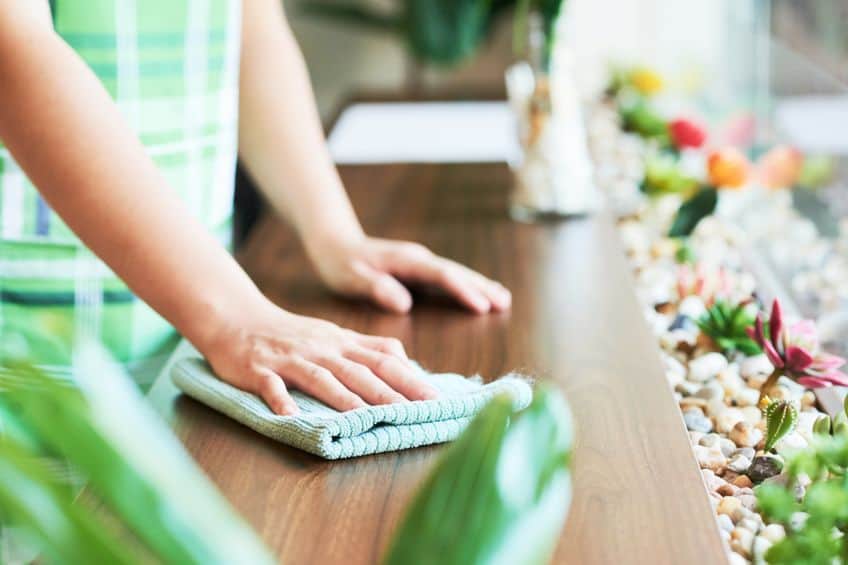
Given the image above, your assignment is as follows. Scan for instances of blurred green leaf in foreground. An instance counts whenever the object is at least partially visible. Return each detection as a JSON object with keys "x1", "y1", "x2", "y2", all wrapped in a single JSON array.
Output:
[
  {"x1": 0, "y1": 334, "x2": 274, "y2": 565},
  {"x1": 384, "y1": 385, "x2": 573, "y2": 565}
]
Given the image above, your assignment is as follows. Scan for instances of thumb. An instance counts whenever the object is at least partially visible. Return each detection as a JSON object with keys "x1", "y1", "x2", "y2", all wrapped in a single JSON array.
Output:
[{"x1": 352, "y1": 261, "x2": 413, "y2": 313}]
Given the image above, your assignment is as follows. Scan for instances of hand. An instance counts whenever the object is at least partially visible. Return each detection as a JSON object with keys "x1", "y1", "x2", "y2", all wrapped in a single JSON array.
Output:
[
  {"x1": 307, "y1": 235, "x2": 512, "y2": 314},
  {"x1": 200, "y1": 299, "x2": 439, "y2": 415}
]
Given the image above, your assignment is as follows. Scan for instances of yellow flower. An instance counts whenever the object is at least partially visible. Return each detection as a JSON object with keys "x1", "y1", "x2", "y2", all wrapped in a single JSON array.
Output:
[{"x1": 630, "y1": 67, "x2": 664, "y2": 95}]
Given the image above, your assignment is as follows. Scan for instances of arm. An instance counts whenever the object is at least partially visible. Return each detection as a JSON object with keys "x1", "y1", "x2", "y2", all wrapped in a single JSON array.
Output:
[
  {"x1": 0, "y1": 1, "x2": 435, "y2": 414},
  {"x1": 238, "y1": 1, "x2": 511, "y2": 314}
]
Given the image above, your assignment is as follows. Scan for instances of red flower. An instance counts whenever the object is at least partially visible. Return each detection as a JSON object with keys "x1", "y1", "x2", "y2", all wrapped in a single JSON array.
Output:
[
  {"x1": 748, "y1": 299, "x2": 848, "y2": 391},
  {"x1": 669, "y1": 117, "x2": 708, "y2": 149}
]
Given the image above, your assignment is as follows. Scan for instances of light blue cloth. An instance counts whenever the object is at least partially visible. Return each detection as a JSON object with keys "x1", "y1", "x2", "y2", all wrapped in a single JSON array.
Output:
[{"x1": 171, "y1": 358, "x2": 533, "y2": 460}]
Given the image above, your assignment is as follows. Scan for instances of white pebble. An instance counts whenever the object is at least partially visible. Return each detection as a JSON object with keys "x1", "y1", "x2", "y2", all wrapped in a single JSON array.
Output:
[
  {"x1": 740, "y1": 354, "x2": 773, "y2": 379},
  {"x1": 761, "y1": 524, "x2": 786, "y2": 543},
  {"x1": 688, "y1": 353, "x2": 730, "y2": 382}
]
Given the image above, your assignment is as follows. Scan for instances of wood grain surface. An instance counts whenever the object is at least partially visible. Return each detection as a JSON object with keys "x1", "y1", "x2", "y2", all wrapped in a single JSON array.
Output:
[{"x1": 148, "y1": 162, "x2": 727, "y2": 564}]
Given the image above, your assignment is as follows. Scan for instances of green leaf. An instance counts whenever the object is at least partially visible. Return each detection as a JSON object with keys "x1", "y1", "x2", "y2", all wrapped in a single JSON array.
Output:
[
  {"x1": 383, "y1": 386, "x2": 572, "y2": 565},
  {"x1": 814, "y1": 415, "x2": 832, "y2": 436},
  {"x1": 668, "y1": 187, "x2": 718, "y2": 238},
  {"x1": 297, "y1": 1, "x2": 402, "y2": 33},
  {"x1": 755, "y1": 483, "x2": 797, "y2": 524},
  {"x1": 0, "y1": 340, "x2": 274, "y2": 565},
  {"x1": 0, "y1": 437, "x2": 138, "y2": 565},
  {"x1": 620, "y1": 102, "x2": 670, "y2": 144},
  {"x1": 674, "y1": 240, "x2": 695, "y2": 264},
  {"x1": 405, "y1": 0, "x2": 494, "y2": 65},
  {"x1": 536, "y1": 0, "x2": 567, "y2": 67},
  {"x1": 764, "y1": 400, "x2": 799, "y2": 452}
]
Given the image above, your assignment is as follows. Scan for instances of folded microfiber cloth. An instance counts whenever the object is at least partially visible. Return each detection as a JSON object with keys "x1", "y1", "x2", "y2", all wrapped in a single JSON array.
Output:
[{"x1": 171, "y1": 357, "x2": 533, "y2": 460}]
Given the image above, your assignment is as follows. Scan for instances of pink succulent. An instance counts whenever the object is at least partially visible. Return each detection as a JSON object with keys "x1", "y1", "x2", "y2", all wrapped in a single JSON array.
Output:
[
  {"x1": 676, "y1": 263, "x2": 730, "y2": 305},
  {"x1": 748, "y1": 299, "x2": 848, "y2": 390}
]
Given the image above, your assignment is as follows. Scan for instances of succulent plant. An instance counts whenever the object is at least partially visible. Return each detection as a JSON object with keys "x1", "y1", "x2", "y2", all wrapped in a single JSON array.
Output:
[
  {"x1": 707, "y1": 147, "x2": 750, "y2": 189},
  {"x1": 757, "y1": 145, "x2": 803, "y2": 190},
  {"x1": 619, "y1": 101, "x2": 670, "y2": 145},
  {"x1": 756, "y1": 433, "x2": 848, "y2": 564},
  {"x1": 763, "y1": 400, "x2": 799, "y2": 452},
  {"x1": 668, "y1": 117, "x2": 707, "y2": 150},
  {"x1": 668, "y1": 188, "x2": 718, "y2": 238},
  {"x1": 696, "y1": 299, "x2": 761, "y2": 355},
  {"x1": 813, "y1": 414, "x2": 832, "y2": 437},
  {"x1": 748, "y1": 299, "x2": 848, "y2": 401},
  {"x1": 674, "y1": 239, "x2": 696, "y2": 264},
  {"x1": 605, "y1": 65, "x2": 664, "y2": 99},
  {"x1": 640, "y1": 154, "x2": 700, "y2": 197}
]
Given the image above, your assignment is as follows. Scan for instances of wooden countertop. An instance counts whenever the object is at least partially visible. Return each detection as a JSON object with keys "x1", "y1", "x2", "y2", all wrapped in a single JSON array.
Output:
[{"x1": 148, "y1": 162, "x2": 727, "y2": 564}]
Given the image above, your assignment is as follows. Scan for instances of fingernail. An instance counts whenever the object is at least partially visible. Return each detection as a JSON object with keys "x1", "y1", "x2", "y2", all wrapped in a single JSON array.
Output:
[
  {"x1": 283, "y1": 402, "x2": 300, "y2": 416},
  {"x1": 378, "y1": 278, "x2": 412, "y2": 313},
  {"x1": 421, "y1": 385, "x2": 440, "y2": 400},
  {"x1": 472, "y1": 295, "x2": 491, "y2": 313},
  {"x1": 495, "y1": 288, "x2": 512, "y2": 309},
  {"x1": 394, "y1": 293, "x2": 412, "y2": 313}
]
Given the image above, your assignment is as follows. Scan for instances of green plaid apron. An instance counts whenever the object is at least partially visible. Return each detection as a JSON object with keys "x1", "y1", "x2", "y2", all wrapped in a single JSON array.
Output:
[{"x1": 0, "y1": 0, "x2": 241, "y2": 386}]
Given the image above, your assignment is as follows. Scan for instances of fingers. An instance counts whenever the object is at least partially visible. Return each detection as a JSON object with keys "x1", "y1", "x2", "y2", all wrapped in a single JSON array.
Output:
[
  {"x1": 253, "y1": 367, "x2": 299, "y2": 416},
  {"x1": 278, "y1": 355, "x2": 366, "y2": 412},
  {"x1": 386, "y1": 242, "x2": 512, "y2": 313},
  {"x1": 384, "y1": 252, "x2": 493, "y2": 314},
  {"x1": 350, "y1": 260, "x2": 413, "y2": 313},
  {"x1": 344, "y1": 346, "x2": 439, "y2": 401},
  {"x1": 317, "y1": 355, "x2": 408, "y2": 405},
  {"x1": 464, "y1": 267, "x2": 512, "y2": 311},
  {"x1": 354, "y1": 334, "x2": 409, "y2": 360}
]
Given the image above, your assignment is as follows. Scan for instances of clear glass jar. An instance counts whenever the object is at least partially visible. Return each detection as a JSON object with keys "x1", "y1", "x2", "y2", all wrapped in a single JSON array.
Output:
[{"x1": 505, "y1": 13, "x2": 597, "y2": 222}]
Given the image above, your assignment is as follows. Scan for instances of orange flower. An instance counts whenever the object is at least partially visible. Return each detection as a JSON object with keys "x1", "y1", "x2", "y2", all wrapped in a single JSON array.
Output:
[
  {"x1": 758, "y1": 145, "x2": 804, "y2": 189},
  {"x1": 707, "y1": 147, "x2": 750, "y2": 189}
]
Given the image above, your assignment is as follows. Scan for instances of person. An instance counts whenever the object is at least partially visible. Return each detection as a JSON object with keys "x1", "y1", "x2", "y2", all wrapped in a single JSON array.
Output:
[{"x1": 0, "y1": 1, "x2": 511, "y2": 416}]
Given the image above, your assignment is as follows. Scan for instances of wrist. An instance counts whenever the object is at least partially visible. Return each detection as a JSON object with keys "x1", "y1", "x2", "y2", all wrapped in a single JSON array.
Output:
[
  {"x1": 180, "y1": 285, "x2": 274, "y2": 357},
  {"x1": 303, "y1": 220, "x2": 366, "y2": 266}
]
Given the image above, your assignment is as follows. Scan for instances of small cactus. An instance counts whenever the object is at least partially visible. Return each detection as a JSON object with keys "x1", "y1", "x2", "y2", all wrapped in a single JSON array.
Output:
[{"x1": 764, "y1": 400, "x2": 798, "y2": 452}]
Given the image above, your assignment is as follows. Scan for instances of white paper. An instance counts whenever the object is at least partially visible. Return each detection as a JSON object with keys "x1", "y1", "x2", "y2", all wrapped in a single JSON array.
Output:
[{"x1": 328, "y1": 101, "x2": 521, "y2": 164}]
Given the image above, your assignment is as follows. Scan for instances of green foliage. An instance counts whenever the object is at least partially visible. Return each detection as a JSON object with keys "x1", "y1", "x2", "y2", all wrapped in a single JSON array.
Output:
[
  {"x1": 668, "y1": 187, "x2": 718, "y2": 238},
  {"x1": 512, "y1": 0, "x2": 568, "y2": 69},
  {"x1": 640, "y1": 155, "x2": 700, "y2": 197},
  {"x1": 798, "y1": 155, "x2": 835, "y2": 190},
  {"x1": 383, "y1": 386, "x2": 573, "y2": 565},
  {"x1": 301, "y1": 0, "x2": 567, "y2": 67},
  {"x1": 674, "y1": 240, "x2": 696, "y2": 264},
  {"x1": 696, "y1": 300, "x2": 761, "y2": 356},
  {"x1": 0, "y1": 338, "x2": 274, "y2": 565},
  {"x1": 619, "y1": 101, "x2": 670, "y2": 145},
  {"x1": 813, "y1": 415, "x2": 832, "y2": 437},
  {"x1": 757, "y1": 434, "x2": 848, "y2": 564},
  {"x1": 764, "y1": 401, "x2": 799, "y2": 452},
  {"x1": 301, "y1": 0, "x2": 493, "y2": 65}
]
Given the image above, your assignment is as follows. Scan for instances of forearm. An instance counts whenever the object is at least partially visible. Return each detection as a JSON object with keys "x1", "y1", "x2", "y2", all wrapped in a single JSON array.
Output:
[
  {"x1": 237, "y1": 0, "x2": 363, "y2": 252},
  {"x1": 0, "y1": 10, "x2": 266, "y2": 350}
]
